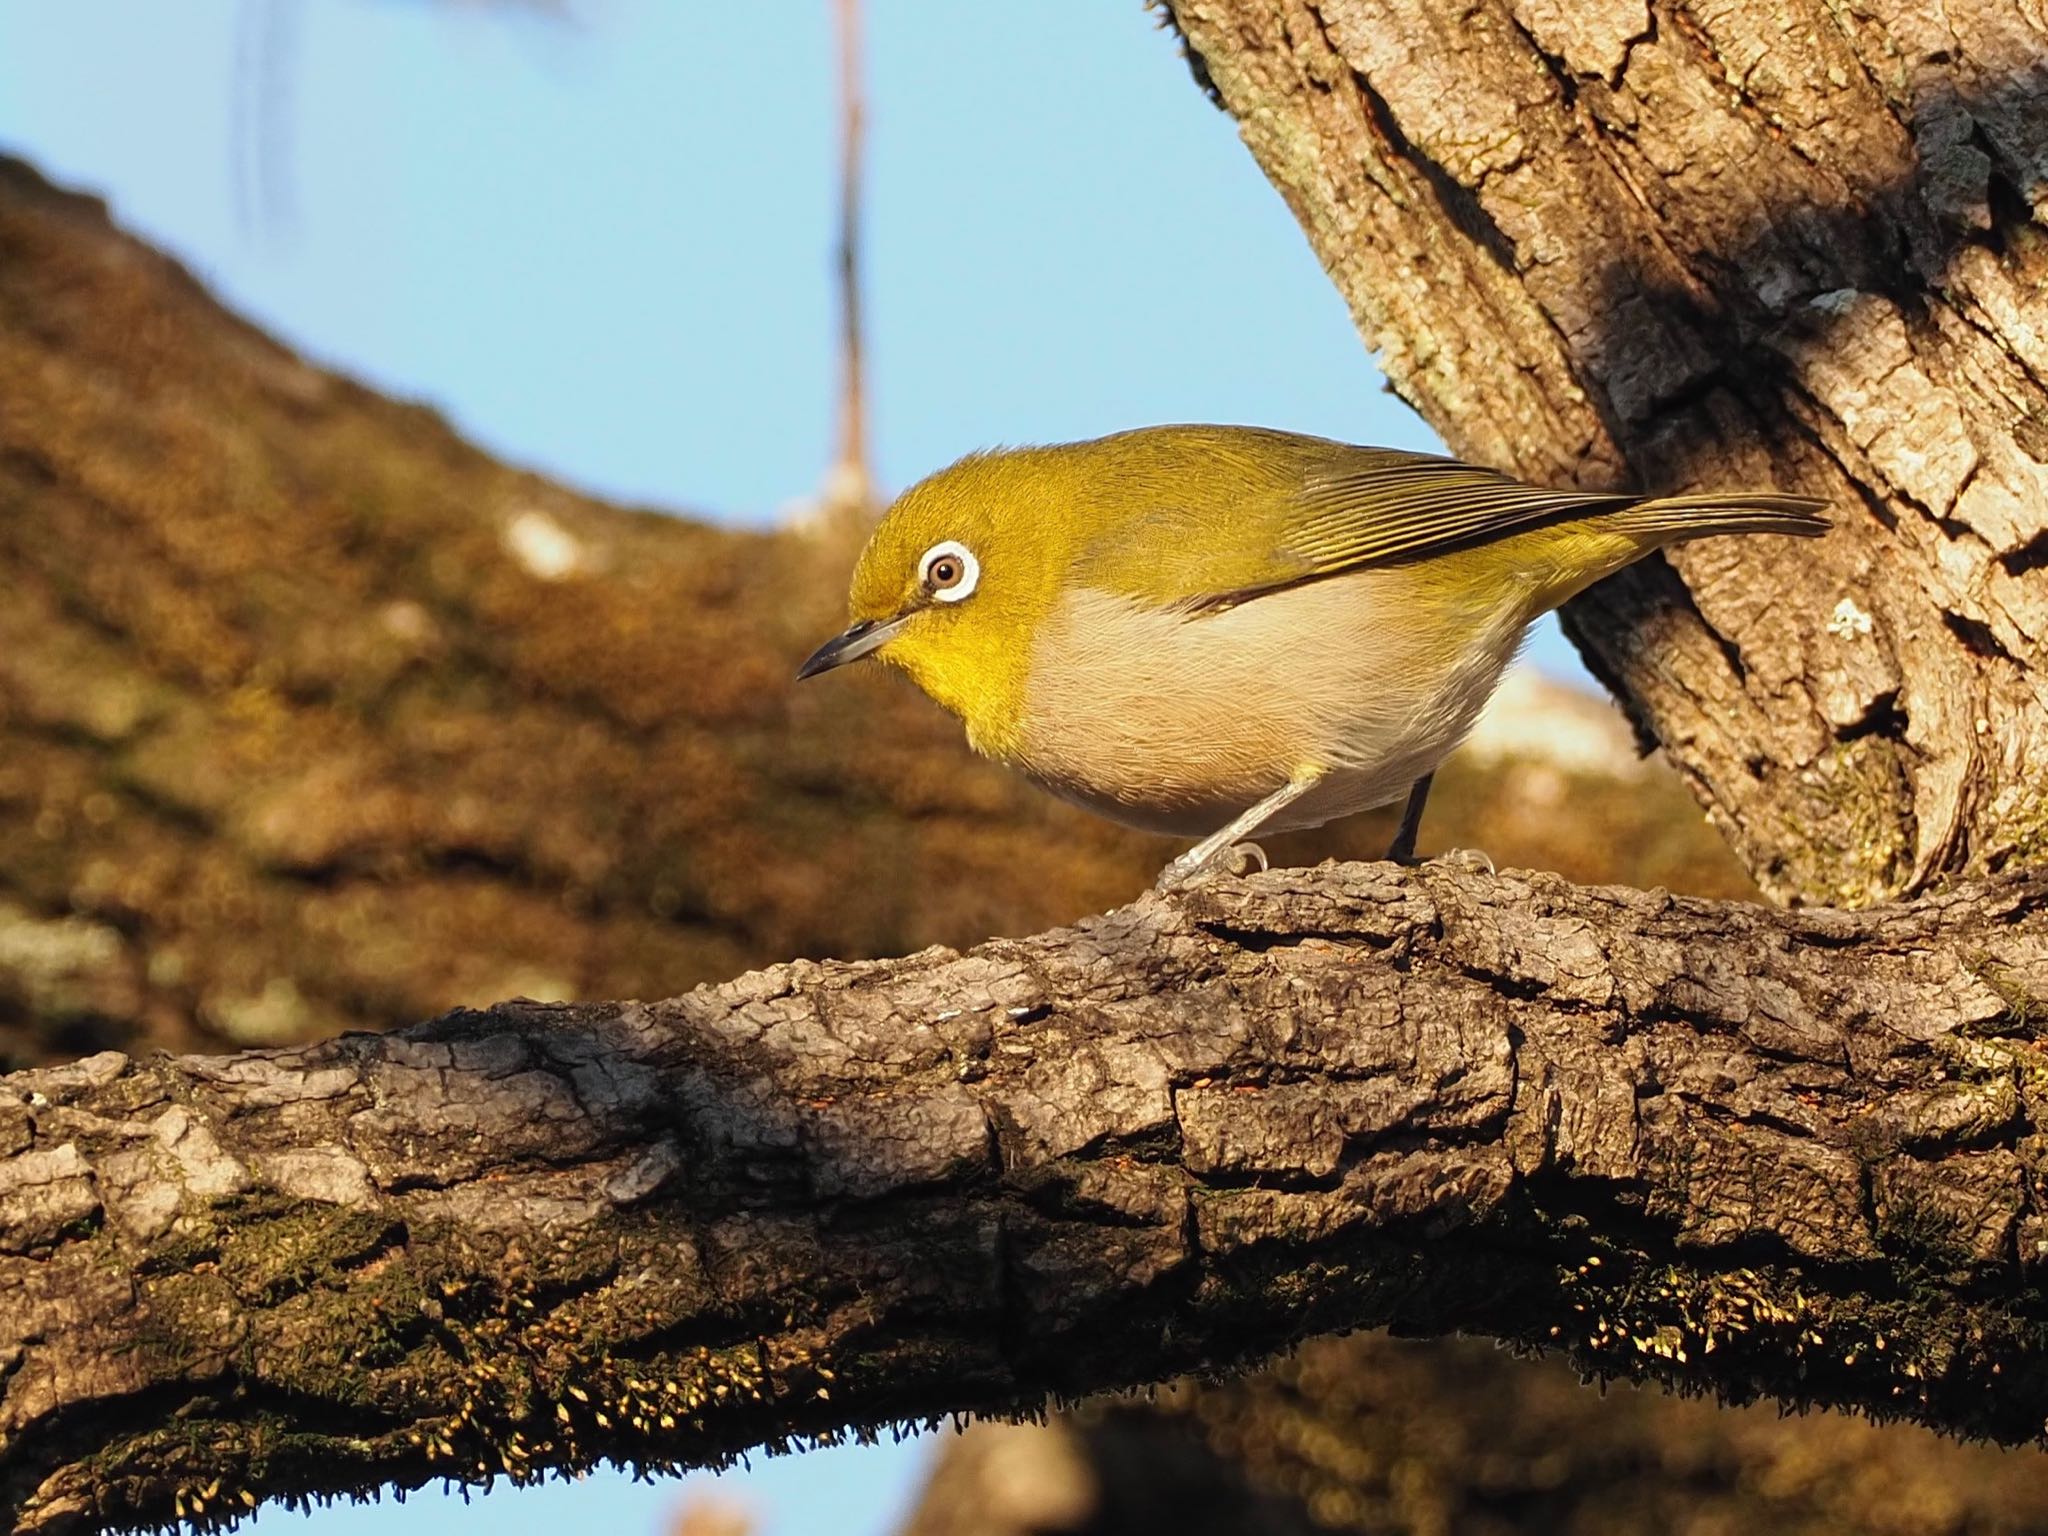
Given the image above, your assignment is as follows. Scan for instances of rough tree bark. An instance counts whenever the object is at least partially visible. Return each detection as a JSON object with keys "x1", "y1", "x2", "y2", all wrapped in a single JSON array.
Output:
[
  {"x1": 1165, "y1": 0, "x2": 2048, "y2": 907},
  {"x1": 5, "y1": 865, "x2": 2046, "y2": 1532}
]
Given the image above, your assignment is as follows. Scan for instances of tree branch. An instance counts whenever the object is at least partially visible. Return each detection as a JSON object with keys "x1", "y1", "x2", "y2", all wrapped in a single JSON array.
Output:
[{"x1": 6, "y1": 862, "x2": 2045, "y2": 1531}]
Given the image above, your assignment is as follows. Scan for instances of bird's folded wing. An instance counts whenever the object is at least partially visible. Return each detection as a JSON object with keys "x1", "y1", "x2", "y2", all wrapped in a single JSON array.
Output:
[{"x1": 1078, "y1": 447, "x2": 1639, "y2": 612}]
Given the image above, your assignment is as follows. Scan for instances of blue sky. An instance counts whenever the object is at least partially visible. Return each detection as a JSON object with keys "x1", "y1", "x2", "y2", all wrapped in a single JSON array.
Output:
[
  {"x1": 0, "y1": 0, "x2": 1444, "y2": 512},
  {"x1": 0, "y1": 3, "x2": 1578, "y2": 1529}
]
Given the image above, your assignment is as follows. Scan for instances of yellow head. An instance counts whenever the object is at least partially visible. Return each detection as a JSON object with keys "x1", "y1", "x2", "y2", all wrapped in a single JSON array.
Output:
[{"x1": 797, "y1": 447, "x2": 1089, "y2": 758}]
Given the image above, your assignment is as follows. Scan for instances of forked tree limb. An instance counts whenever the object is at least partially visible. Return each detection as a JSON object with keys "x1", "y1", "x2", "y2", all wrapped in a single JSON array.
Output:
[{"x1": 5, "y1": 862, "x2": 2045, "y2": 1531}]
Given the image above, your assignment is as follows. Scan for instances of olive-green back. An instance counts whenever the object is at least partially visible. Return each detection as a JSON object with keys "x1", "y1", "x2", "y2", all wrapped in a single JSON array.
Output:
[
  {"x1": 1051, "y1": 424, "x2": 1829, "y2": 614},
  {"x1": 1062, "y1": 426, "x2": 1643, "y2": 609}
]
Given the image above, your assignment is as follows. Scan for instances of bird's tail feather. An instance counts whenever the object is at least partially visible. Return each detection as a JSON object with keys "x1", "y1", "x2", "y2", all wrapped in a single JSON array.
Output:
[{"x1": 1608, "y1": 491, "x2": 1830, "y2": 544}]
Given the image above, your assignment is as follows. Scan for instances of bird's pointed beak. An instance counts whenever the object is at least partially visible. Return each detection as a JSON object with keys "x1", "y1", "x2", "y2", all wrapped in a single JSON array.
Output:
[{"x1": 796, "y1": 615, "x2": 909, "y2": 681}]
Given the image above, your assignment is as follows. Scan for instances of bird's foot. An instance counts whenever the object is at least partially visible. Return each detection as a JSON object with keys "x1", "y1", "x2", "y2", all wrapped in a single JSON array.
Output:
[
  {"x1": 1154, "y1": 840, "x2": 1269, "y2": 891},
  {"x1": 1433, "y1": 846, "x2": 1496, "y2": 876},
  {"x1": 1224, "y1": 841, "x2": 1269, "y2": 876},
  {"x1": 1383, "y1": 840, "x2": 1494, "y2": 875}
]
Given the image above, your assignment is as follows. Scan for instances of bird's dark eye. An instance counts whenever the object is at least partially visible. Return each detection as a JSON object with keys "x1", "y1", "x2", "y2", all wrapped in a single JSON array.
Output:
[{"x1": 917, "y1": 541, "x2": 980, "y2": 603}]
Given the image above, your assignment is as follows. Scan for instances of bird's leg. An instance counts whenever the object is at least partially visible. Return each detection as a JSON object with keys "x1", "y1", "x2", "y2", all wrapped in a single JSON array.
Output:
[
  {"x1": 1157, "y1": 774, "x2": 1319, "y2": 888},
  {"x1": 1384, "y1": 773, "x2": 1434, "y2": 865},
  {"x1": 1386, "y1": 774, "x2": 1496, "y2": 872}
]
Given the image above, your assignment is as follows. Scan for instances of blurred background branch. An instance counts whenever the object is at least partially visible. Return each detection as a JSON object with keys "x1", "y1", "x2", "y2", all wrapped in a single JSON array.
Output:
[{"x1": 823, "y1": 0, "x2": 875, "y2": 528}]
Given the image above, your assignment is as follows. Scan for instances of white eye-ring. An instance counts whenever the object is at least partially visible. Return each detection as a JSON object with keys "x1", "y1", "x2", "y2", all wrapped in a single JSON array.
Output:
[{"x1": 918, "y1": 540, "x2": 980, "y2": 603}]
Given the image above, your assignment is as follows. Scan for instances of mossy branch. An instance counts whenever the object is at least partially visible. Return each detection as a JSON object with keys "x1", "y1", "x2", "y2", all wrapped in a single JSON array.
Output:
[{"x1": 4, "y1": 863, "x2": 2047, "y2": 1532}]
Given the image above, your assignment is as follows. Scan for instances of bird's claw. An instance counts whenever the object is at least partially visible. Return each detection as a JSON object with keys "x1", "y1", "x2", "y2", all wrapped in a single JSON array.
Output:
[
  {"x1": 1384, "y1": 843, "x2": 1495, "y2": 875},
  {"x1": 1223, "y1": 841, "x2": 1268, "y2": 876},
  {"x1": 1435, "y1": 846, "x2": 1496, "y2": 876},
  {"x1": 1154, "y1": 840, "x2": 1269, "y2": 891}
]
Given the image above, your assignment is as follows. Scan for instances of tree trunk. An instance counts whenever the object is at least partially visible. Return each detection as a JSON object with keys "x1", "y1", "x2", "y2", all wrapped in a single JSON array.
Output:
[
  {"x1": 1164, "y1": 0, "x2": 2048, "y2": 907},
  {"x1": 3, "y1": 864, "x2": 2045, "y2": 1531}
]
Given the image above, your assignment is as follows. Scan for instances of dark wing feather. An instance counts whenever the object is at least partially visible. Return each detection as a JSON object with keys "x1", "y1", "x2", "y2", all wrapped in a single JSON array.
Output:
[{"x1": 1281, "y1": 455, "x2": 1637, "y2": 573}]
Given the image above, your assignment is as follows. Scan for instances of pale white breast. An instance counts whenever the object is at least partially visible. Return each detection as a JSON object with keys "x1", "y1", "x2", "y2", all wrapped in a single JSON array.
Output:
[{"x1": 1014, "y1": 571, "x2": 1529, "y2": 838}]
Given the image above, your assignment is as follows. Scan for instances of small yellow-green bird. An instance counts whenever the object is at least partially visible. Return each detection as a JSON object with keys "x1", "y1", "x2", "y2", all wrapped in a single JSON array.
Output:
[{"x1": 798, "y1": 426, "x2": 1826, "y2": 884}]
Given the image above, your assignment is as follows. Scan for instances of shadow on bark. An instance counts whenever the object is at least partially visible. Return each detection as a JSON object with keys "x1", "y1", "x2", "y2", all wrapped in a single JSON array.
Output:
[{"x1": 1557, "y1": 68, "x2": 2048, "y2": 910}]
